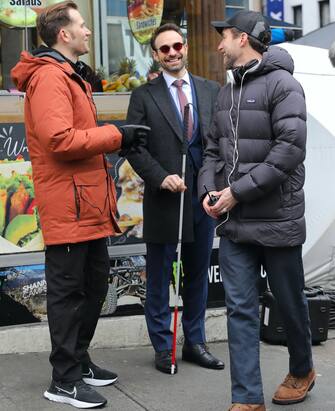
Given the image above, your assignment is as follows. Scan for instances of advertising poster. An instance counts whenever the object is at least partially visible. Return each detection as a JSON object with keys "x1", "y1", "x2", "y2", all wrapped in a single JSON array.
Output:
[
  {"x1": 0, "y1": 264, "x2": 45, "y2": 325},
  {"x1": 127, "y1": 0, "x2": 164, "y2": 44},
  {"x1": 0, "y1": 156, "x2": 145, "y2": 252},
  {"x1": 0, "y1": 128, "x2": 144, "y2": 253},
  {"x1": 266, "y1": 0, "x2": 284, "y2": 21},
  {"x1": 0, "y1": 250, "x2": 224, "y2": 326},
  {"x1": 0, "y1": 159, "x2": 44, "y2": 254},
  {"x1": 0, "y1": 0, "x2": 64, "y2": 28},
  {"x1": 106, "y1": 153, "x2": 144, "y2": 246}
]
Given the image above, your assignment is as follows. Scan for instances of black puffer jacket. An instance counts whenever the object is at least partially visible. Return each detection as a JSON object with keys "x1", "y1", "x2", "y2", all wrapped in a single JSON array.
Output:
[{"x1": 198, "y1": 46, "x2": 306, "y2": 247}]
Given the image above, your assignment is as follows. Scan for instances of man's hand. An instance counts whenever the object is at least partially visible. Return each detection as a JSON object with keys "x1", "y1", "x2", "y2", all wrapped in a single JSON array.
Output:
[
  {"x1": 119, "y1": 125, "x2": 150, "y2": 156},
  {"x1": 161, "y1": 175, "x2": 187, "y2": 192},
  {"x1": 202, "y1": 191, "x2": 220, "y2": 218},
  {"x1": 203, "y1": 187, "x2": 238, "y2": 218}
]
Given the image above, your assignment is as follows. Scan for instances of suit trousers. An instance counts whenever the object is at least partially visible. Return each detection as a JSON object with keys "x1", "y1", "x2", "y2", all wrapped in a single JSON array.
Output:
[
  {"x1": 145, "y1": 214, "x2": 214, "y2": 352},
  {"x1": 45, "y1": 238, "x2": 109, "y2": 383},
  {"x1": 219, "y1": 236, "x2": 313, "y2": 404}
]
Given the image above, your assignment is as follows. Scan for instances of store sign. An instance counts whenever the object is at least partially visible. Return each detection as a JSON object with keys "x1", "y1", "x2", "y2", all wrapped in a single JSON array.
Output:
[
  {"x1": 0, "y1": 124, "x2": 29, "y2": 161},
  {"x1": 127, "y1": 0, "x2": 164, "y2": 45},
  {"x1": 0, "y1": 0, "x2": 63, "y2": 28},
  {"x1": 267, "y1": 0, "x2": 284, "y2": 21}
]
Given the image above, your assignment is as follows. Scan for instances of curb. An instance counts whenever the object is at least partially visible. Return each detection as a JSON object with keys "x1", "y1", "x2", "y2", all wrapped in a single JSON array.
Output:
[{"x1": 0, "y1": 308, "x2": 227, "y2": 354}]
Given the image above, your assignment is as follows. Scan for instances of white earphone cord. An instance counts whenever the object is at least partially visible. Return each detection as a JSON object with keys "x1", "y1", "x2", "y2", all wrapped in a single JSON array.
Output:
[{"x1": 215, "y1": 68, "x2": 249, "y2": 233}]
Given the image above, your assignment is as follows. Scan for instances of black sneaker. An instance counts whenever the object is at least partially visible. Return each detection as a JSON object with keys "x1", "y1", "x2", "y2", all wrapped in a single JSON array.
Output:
[
  {"x1": 82, "y1": 362, "x2": 118, "y2": 387},
  {"x1": 43, "y1": 380, "x2": 107, "y2": 409}
]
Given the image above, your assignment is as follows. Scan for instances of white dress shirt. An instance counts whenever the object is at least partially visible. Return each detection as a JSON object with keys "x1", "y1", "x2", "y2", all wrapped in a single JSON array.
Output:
[{"x1": 163, "y1": 71, "x2": 194, "y2": 121}]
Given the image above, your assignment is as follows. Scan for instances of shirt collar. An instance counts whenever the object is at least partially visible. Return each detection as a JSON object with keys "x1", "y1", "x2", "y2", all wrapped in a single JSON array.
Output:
[{"x1": 163, "y1": 70, "x2": 191, "y2": 88}]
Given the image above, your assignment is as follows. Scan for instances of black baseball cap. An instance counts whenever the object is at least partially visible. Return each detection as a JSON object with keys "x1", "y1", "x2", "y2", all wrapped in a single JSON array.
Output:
[{"x1": 212, "y1": 10, "x2": 271, "y2": 45}]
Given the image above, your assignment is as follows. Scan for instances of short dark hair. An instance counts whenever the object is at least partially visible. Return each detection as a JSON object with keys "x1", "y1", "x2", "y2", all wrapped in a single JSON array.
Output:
[
  {"x1": 150, "y1": 23, "x2": 186, "y2": 51},
  {"x1": 230, "y1": 27, "x2": 268, "y2": 54},
  {"x1": 36, "y1": 0, "x2": 78, "y2": 47}
]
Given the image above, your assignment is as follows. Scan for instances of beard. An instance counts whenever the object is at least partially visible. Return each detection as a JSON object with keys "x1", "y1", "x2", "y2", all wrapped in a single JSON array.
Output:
[
  {"x1": 160, "y1": 54, "x2": 187, "y2": 74},
  {"x1": 224, "y1": 53, "x2": 238, "y2": 71}
]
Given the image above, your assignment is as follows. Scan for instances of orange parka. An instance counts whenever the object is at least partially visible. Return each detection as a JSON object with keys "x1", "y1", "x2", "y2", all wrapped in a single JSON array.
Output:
[{"x1": 11, "y1": 50, "x2": 122, "y2": 245}]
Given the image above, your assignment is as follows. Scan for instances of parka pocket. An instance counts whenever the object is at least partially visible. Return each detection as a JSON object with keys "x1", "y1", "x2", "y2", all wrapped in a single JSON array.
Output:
[
  {"x1": 73, "y1": 169, "x2": 110, "y2": 226},
  {"x1": 239, "y1": 189, "x2": 284, "y2": 220},
  {"x1": 237, "y1": 163, "x2": 285, "y2": 221}
]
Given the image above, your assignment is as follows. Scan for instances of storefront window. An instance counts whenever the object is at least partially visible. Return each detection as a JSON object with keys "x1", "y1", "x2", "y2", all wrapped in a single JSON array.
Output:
[
  {"x1": 0, "y1": 27, "x2": 36, "y2": 89},
  {"x1": 0, "y1": 1, "x2": 93, "y2": 91},
  {"x1": 96, "y1": 0, "x2": 166, "y2": 92},
  {"x1": 107, "y1": 0, "x2": 127, "y2": 17},
  {"x1": 225, "y1": 0, "x2": 249, "y2": 18},
  {"x1": 106, "y1": 15, "x2": 152, "y2": 77}
]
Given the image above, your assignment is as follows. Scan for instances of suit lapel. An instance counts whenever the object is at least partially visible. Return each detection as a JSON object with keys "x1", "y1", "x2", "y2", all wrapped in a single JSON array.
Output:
[{"x1": 147, "y1": 75, "x2": 184, "y2": 142}]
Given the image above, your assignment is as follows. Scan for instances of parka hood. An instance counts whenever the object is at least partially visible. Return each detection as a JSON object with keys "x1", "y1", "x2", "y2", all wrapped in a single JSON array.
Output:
[
  {"x1": 257, "y1": 45, "x2": 294, "y2": 75},
  {"x1": 11, "y1": 46, "x2": 73, "y2": 92}
]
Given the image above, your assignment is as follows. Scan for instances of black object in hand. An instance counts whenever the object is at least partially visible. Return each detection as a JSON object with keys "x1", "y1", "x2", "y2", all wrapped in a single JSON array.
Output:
[
  {"x1": 204, "y1": 185, "x2": 219, "y2": 206},
  {"x1": 119, "y1": 124, "x2": 151, "y2": 151}
]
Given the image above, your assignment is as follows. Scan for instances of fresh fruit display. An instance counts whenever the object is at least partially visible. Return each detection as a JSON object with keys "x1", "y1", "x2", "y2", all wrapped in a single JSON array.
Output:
[
  {"x1": 0, "y1": 160, "x2": 44, "y2": 253},
  {"x1": 119, "y1": 57, "x2": 137, "y2": 76},
  {"x1": 102, "y1": 58, "x2": 147, "y2": 93},
  {"x1": 147, "y1": 58, "x2": 161, "y2": 78}
]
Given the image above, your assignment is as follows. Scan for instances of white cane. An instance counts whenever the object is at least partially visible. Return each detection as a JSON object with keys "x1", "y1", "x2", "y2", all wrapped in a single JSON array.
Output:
[{"x1": 171, "y1": 104, "x2": 190, "y2": 374}]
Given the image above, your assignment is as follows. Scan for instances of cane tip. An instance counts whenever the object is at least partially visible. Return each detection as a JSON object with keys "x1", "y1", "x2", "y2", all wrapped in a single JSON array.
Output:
[{"x1": 171, "y1": 364, "x2": 176, "y2": 375}]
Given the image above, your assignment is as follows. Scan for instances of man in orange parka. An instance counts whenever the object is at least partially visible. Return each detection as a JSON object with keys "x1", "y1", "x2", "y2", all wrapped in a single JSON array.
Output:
[{"x1": 11, "y1": 1, "x2": 148, "y2": 409}]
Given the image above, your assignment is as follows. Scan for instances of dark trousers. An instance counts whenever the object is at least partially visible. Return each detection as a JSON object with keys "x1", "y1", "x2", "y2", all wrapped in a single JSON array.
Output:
[
  {"x1": 145, "y1": 214, "x2": 214, "y2": 352},
  {"x1": 45, "y1": 238, "x2": 109, "y2": 383},
  {"x1": 219, "y1": 237, "x2": 313, "y2": 404}
]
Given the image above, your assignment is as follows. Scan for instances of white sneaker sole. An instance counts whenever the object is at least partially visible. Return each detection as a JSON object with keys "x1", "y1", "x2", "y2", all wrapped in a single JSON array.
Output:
[
  {"x1": 43, "y1": 390, "x2": 106, "y2": 408},
  {"x1": 83, "y1": 376, "x2": 118, "y2": 387}
]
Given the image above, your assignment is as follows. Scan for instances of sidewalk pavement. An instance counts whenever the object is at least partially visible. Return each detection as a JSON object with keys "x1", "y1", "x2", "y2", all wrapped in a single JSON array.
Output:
[{"x1": 0, "y1": 331, "x2": 334, "y2": 411}]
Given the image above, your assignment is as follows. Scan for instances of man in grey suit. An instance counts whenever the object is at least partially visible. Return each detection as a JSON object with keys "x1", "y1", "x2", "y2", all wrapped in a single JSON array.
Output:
[{"x1": 125, "y1": 23, "x2": 224, "y2": 374}]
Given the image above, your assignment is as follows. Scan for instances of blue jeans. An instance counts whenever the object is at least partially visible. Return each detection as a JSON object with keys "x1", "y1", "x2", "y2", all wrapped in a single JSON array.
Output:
[{"x1": 219, "y1": 237, "x2": 313, "y2": 404}]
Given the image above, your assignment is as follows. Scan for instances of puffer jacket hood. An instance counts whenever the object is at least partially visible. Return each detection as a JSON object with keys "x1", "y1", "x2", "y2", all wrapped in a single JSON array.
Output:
[
  {"x1": 229, "y1": 46, "x2": 294, "y2": 86},
  {"x1": 11, "y1": 48, "x2": 73, "y2": 93},
  {"x1": 257, "y1": 45, "x2": 294, "y2": 75}
]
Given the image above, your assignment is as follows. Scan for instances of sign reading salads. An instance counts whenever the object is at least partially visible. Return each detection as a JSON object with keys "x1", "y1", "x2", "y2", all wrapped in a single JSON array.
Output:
[{"x1": 0, "y1": 0, "x2": 63, "y2": 28}]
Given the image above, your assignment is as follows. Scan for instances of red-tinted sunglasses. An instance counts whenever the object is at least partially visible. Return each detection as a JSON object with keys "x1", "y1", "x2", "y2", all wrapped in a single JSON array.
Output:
[{"x1": 158, "y1": 42, "x2": 184, "y2": 54}]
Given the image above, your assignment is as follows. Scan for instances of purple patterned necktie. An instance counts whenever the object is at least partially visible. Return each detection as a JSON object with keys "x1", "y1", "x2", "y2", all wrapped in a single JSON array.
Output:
[{"x1": 173, "y1": 79, "x2": 193, "y2": 140}]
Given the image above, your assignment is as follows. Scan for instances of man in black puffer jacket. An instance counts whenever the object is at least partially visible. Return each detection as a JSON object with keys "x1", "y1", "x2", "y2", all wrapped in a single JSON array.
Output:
[{"x1": 198, "y1": 11, "x2": 315, "y2": 411}]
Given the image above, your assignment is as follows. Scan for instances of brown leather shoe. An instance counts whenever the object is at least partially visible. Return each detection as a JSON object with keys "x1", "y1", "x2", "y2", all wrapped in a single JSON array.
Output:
[
  {"x1": 228, "y1": 404, "x2": 266, "y2": 411},
  {"x1": 272, "y1": 369, "x2": 316, "y2": 405}
]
